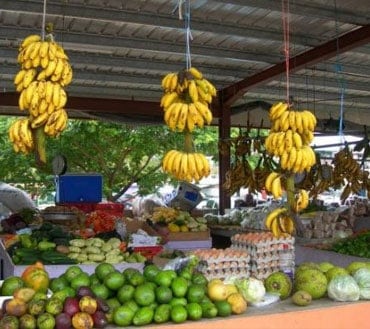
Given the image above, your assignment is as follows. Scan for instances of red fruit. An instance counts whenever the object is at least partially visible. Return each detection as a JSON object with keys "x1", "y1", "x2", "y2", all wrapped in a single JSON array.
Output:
[
  {"x1": 76, "y1": 286, "x2": 94, "y2": 299},
  {"x1": 55, "y1": 313, "x2": 72, "y2": 329},
  {"x1": 63, "y1": 297, "x2": 80, "y2": 317},
  {"x1": 91, "y1": 310, "x2": 108, "y2": 328}
]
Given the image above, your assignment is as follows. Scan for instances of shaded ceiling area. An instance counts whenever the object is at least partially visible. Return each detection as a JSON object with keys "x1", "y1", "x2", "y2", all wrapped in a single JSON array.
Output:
[{"x1": 1, "y1": 0, "x2": 370, "y2": 135}]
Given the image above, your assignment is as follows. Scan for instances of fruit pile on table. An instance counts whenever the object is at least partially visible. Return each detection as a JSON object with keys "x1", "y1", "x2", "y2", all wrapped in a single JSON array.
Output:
[{"x1": 0, "y1": 256, "x2": 369, "y2": 328}]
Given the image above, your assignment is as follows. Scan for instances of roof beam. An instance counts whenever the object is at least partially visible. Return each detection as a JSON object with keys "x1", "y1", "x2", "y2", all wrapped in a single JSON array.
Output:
[{"x1": 220, "y1": 25, "x2": 370, "y2": 107}]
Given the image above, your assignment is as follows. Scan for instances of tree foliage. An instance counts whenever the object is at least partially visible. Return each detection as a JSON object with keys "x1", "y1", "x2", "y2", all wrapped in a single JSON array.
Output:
[{"x1": 0, "y1": 116, "x2": 219, "y2": 202}]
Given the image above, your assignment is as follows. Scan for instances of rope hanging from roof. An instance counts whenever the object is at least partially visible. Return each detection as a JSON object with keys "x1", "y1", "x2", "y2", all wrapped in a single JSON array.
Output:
[{"x1": 281, "y1": 0, "x2": 290, "y2": 104}]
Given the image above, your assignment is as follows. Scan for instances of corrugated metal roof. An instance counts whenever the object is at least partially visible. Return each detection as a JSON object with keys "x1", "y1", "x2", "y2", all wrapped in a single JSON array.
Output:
[{"x1": 0, "y1": 0, "x2": 370, "y2": 132}]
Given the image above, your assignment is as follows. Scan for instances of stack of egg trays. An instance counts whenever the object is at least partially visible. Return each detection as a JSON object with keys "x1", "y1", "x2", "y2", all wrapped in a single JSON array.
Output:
[
  {"x1": 230, "y1": 234, "x2": 295, "y2": 280},
  {"x1": 197, "y1": 248, "x2": 251, "y2": 281}
]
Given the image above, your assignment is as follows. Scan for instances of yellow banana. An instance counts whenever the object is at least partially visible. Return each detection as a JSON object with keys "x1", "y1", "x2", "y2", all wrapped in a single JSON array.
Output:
[
  {"x1": 176, "y1": 103, "x2": 189, "y2": 132},
  {"x1": 169, "y1": 73, "x2": 179, "y2": 92},
  {"x1": 180, "y1": 153, "x2": 189, "y2": 179},
  {"x1": 40, "y1": 56, "x2": 49, "y2": 69},
  {"x1": 188, "y1": 80, "x2": 199, "y2": 103},
  {"x1": 270, "y1": 102, "x2": 288, "y2": 121},
  {"x1": 161, "y1": 73, "x2": 172, "y2": 90},
  {"x1": 47, "y1": 102, "x2": 56, "y2": 115},
  {"x1": 39, "y1": 41, "x2": 49, "y2": 58},
  {"x1": 14, "y1": 69, "x2": 27, "y2": 86},
  {"x1": 194, "y1": 101, "x2": 212, "y2": 124},
  {"x1": 292, "y1": 132, "x2": 303, "y2": 148},
  {"x1": 288, "y1": 110, "x2": 296, "y2": 131},
  {"x1": 48, "y1": 42, "x2": 57, "y2": 61},
  {"x1": 172, "y1": 152, "x2": 182, "y2": 176},
  {"x1": 52, "y1": 83, "x2": 61, "y2": 108},
  {"x1": 18, "y1": 90, "x2": 27, "y2": 111},
  {"x1": 161, "y1": 92, "x2": 179, "y2": 109},
  {"x1": 295, "y1": 112, "x2": 304, "y2": 134},
  {"x1": 54, "y1": 109, "x2": 68, "y2": 132},
  {"x1": 162, "y1": 150, "x2": 178, "y2": 172},
  {"x1": 203, "y1": 79, "x2": 217, "y2": 97},
  {"x1": 168, "y1": 103, "x2": 183, "y2": 131},
  {"x1": 58, "y1": 88, "x2": 68, "y2": 109},
  {"x1": 45, "y1": 81, "x2": 54, "y2": 104},
  {"x1": 264, "y1": 207, "x2": 287, "y2": 229},
  {"x1": 265, "y1": 172, "x2": 280, "y2": 192},
  {"x1": 284, "y1": 129, "x2": 293, "y2": 153},
  {"x1": 25, "y1": 81, "x2": 38, "y2": 105},
  {"x1": 22, "y1": 69, "x2": 37, "y2": 88},
  {"x1": 44, "y1": 60, "x2": 57, "y2": 77},
  {"x1": 271, "y1": 175, "x2": 283, "y2": 199},
  {"x1": 20, "y1": 35, "x2": 41, "y2": 50},
  {"x1": 22, "y1": 42, "x2": 37, "y2": 61},
  {"x1": 292, "y1": 148, "x2": 303, "y2": 173},
  {"x1": 29, "y1": 41, "x2": 41, "y2": 60},
  {"x1": 270, "y1": 217, "x2": 281, "y2": 237},
  {"x1": 279, "y1": 110, "x2": 290, "y2": 131},
  {"x1": 188, "y1": 67, "x2": 203, "y2": 80},
  {"x1": 280, "y1": 151, "x2": 289, "y2": 170}
]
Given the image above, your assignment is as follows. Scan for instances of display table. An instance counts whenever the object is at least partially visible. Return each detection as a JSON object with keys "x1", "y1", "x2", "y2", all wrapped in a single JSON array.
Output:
[{"x1": 107, "y1": 300, "x2": 369, "y2": 329}]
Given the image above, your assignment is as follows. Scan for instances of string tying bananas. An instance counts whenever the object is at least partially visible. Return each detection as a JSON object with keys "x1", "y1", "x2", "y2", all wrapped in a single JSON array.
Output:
[
  {"x1": 160, "y1": 67, "x2": 216, "y2": 132},
  {"x1": 10, "y1": 33, "x2": 72, "y2": 156},
  {"x1": 264, "y1": 207, "x2": 295, "y2": 237},
  {"x1": 162, "y1": 149, "x2": 210, "y2": 183}
]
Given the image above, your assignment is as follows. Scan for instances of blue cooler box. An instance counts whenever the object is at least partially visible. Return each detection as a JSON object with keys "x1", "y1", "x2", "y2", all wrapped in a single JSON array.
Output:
[{"x1": 55, "y1": 174, "x2": 103, "y2": 203}]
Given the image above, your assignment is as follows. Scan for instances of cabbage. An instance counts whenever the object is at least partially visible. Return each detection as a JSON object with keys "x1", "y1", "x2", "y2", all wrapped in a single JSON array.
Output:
[
  {"x1": 235, "y1": 277, "x2": 266, "y2": 303},
  {"x1": 327, "y1": 274, "x2": 360, "y2": 302},
  {"x1": 352, "y1": 268, "x2": 370, "y2": 300}
]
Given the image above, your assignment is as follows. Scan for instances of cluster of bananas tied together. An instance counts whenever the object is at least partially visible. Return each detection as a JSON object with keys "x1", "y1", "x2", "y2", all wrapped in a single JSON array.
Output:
[
  {"x1": 264, "y1": 102, "x2": 317, "y2": 173},
  {"x1": 265, "y1": 172, "x2": 284, "y2": 199},
  {"x1": 160, "y1": 67, "x2": 216, "y2": 132},
  {"x1": 264, "y1": 207, "x2": 295, "y2": 237},
  {"x1": 10, "y1": 34, "x2": 72, "y2": 154},
  {"x1": 162, "y1": 150, "x2": 210, "y2": 183}
]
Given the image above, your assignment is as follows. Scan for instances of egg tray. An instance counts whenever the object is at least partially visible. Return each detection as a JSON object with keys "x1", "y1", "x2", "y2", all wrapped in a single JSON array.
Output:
[
  {"x1": 231, "y1": 242, "x2": 294, "y2": 256},
  {"x1": 250, "y1": 268, "x2": 281, "y2": 280},
  {"x1": 230, "y1": 235, "x2": 295, "y2": 248},
  {"x1": 200, "y1": 268, "x2": 250, "y2": 281},
  {"x1": 198, "y1": 259, "x2": 250, "y2": 272}
]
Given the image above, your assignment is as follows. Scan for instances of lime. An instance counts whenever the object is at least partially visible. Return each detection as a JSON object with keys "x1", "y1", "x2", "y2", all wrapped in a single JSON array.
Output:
[
  {"x1": 123, "y1": 268, "x2": 141, "y2": 281},
  {"x1": 186, "y1": 302, "x2": 203, "y2": 320},
  {"x1": 192, "y1": 272, "x2": 208, "y2": 286},
  {"x1": 95, "y1": 263, "x2": 116, "y2": 282},
  {"x1": 123, "y1": 300, "x2": 139, "y2": 314},
  {"x1": 155, "y1": 286, "x2": 173, "y2": 304},
  {"x1": 143, "y1": 264, "x2": 160, "y2": 282},
  {"x1": 64, "y1": 266, "x2": 83, "y2": 283},
  {"x1": 148, "y1": 301, "x2": 158, "y2": 310},
  {"x1": 171, "y1": 277, "x2": 189, "y2": 298},
  {"x1": 128, "y1": 272, "x2": 145, "y2": 287},
  {"x1": 215, "y1": 300, "x2": 232, "y2": 317},
  {"x1": 1, "y1": 276, "x2": 25, "y2": 296},
  {"x1": 91, "y1": 283, "x2": 111, "y2": 300},
  {"x1": 179, "y1": 268, "x2": 193, "y2": 281},
  {"x1": 133, "y1": 284, "x2": 156, "y2": 306},
  {"x1": 154, "y1": 304, "x2": 171, "y2": 323},
  {"x1": 117, "y1": 284, "x2": 135, "y2": 304},
  {"x1": 142, "y1": 281, "x2": 157, "y2": 291},
  {"x1": 132, "y1": 306, "x2": 154, "y2": 326},
  {"x1": 154, "y1": 270, "x2": 176, "y2": 287},
  {"x1": 187, "y1": 284, "x2": 206, "y2": 303},
  {"x1": 106, "y1": 297, "x2": 121, "y2": 311},
  {"x1": 112, "y1": 305, "x2": 135, "y2": 326},
  {"x1": 89, "y1": 273, "x2": 100, "y2": 286},
  {"x1": 169, "y1": 297, "x2": 187, "y2": 307},
  {"x1": 201, "y1": 302, "x2": 218, "y2": 318},
  {"x1": 49, "y1": 277, "x2": 68, "y2": 293},
  {"x1": 171, "y1": 304, "x2": 188, "y2": 323},
  {"x1": 70, "y1": 272, "x2": 90, "y2": 290},
  {"x1": 104, "y1": 271, "x2": 125, "y2": 291}
]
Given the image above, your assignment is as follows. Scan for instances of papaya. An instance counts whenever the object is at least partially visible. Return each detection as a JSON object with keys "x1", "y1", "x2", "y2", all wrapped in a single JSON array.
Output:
[{"x1": 21, "y1": 262, "x2": 50, "y2": 293}]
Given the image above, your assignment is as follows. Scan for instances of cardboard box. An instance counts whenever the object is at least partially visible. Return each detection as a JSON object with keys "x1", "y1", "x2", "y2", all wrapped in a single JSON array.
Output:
[
  {"x1": 0, "y1": 241, "x2": 143, "y2": 279},
  {"x1": 167, "y1": 229, "x2": 211, "y2": 241},
  {"x1": 164, "y1": 238, "x2": 212, "y2": 251}
]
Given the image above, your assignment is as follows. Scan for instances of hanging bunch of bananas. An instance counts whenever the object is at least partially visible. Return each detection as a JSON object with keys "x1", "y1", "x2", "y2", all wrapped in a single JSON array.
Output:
[
  {"x1": 264, "y1": 207, "x2": 295, "y2": 237},
  {"x1": 264, "y1": 102, "x2": 317, "y2": 174},
  {"x1": 10, "y1": 32, "x2": 73, "y2": 157},
  {"x1": 160, "y1": 67, "x2": 216, "y2": 132},
  {"x1": 162, "y1": 149, "x2": 210, "y2": 183},
  {"x1": 8, "y1": 118, "x2": 34, "y2": 154},
  {"x1": 331, "y1": 147, "x2": 368, "y2": 202}
]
